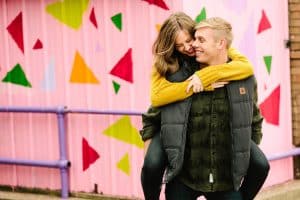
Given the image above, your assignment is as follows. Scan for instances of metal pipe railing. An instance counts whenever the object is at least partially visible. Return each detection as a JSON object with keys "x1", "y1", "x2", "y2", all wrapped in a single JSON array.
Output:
[
  {"x1": 0, "y1": 106, "x2": 71, "y2": 198},
  {"x1": 0, "y1": 105, "x2": 299, "y2": 198},
  {"x1": 0, "y1": 106, "x2": 143, "y2": 198}
]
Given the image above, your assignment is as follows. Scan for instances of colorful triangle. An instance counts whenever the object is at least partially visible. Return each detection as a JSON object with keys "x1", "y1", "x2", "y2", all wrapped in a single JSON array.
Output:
[
  {"x1": 259, "y1": 85, "x2": 280, "y2": 125},
  {"x1": 89, "y1": 7, "x2": 98, "y2": 29},
  {"x1": 263, "y1": 56, "x2": 272, "y2": 74},
  {"x1": 111, "y1": 13, "x2": 122, "y2": 31},
  {"x1": 110, "y1": 48, "x2": 133, "y2": 83},
  {"x1": 41, "y1": 58, "x2": 56, "y2": 91},
  {"x1": 103, "y1": 116, "x2": 144, "y2": 148},
  {"x1": 113, "y1": 80, "x2": 121, "y2": 94},
  {"x1": 142, "y1": 0, "x2": 169, "y2": 10},
  {"x1": 82, "y1": 138, "x2": 100, "y2": 171},
  {"x1": 46, "y1": 0, "x2": 89, "y2": 29},
  {"x1": 96, "y1": 41, "x2": 103, "y2": 52},
  {"x1": 257, "y1": 10, "x2": 271, "y2": 34},
  {"x1": 117, "y1": 153, "x2": 130, "y2": 175},
  {"x1": 195, "y1": 7, "x2": 206, "y2": 23},
  {"x1": 70, "y1": 51, "x2": 99, "y2": 84},
  {"x1": 155, "y1": 24, "x2": 161, "y2": 32},
  {"x1": 7, "y1": 12, "x2": 24, "y2": 53},
  {"x1": 33, "y1": 39, "x2": 43, "y2": 49},
  {"x1": 2, "y1": 63, "x2": 32, "y2": 87}
]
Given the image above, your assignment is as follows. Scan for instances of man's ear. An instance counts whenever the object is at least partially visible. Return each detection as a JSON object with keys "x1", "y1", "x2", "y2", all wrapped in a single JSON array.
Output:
[{"x1": 217, "y1": 38, "x2": 227, "y2": 49}]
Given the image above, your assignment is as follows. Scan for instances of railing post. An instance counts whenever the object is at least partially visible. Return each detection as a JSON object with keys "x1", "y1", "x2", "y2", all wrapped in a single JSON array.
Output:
[{"x1": 57, "y1": 106, "x2": 69, "y2": 198}]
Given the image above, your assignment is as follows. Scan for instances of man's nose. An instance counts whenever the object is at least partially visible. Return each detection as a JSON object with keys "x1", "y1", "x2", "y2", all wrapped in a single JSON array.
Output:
[{"x1": 192, "y1": 41, "x2": 198, "y2": 48}]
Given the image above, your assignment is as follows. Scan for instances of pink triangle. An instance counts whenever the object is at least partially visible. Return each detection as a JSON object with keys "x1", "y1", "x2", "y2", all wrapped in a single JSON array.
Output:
[
  {"x1": 110, "y1": 48, "x2": 133, "y2": 83},
  {"x1": 89, "y1": 7, "x2": 98, "y2": 29},
  {"x1": 7, "y1": 12, "x2": 24, "y2": 53},
  {"x1": 259, "y1": 85, "x2": 280, "y2": 125},
  {"x1": 142, "y1": 0, "x2": 169, "y2": 10},
  {"x1": 257, "y1": 10, "x2": 271, "y2": 34},
  {"x1": 82, "y1": 138, "x2": 100, "y2": 171},
  {"x1": 33, "y1": 39, "x2": 43, "y2": 49}
]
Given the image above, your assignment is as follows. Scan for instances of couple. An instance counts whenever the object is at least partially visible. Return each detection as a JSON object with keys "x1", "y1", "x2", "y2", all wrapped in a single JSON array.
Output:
[{"x1": 140, "y1": 12, "x2": 269, "y2": 200}]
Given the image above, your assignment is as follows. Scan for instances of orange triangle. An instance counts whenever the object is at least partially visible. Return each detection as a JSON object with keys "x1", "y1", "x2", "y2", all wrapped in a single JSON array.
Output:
[{"x1": 70, "y1": 51, "x2": 99, "y2": 84}]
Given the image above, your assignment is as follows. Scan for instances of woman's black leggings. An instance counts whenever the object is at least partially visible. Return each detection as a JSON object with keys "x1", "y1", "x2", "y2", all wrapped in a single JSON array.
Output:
[{"x1": 141, "y1": 133, "x2": 270, "y2": 200}]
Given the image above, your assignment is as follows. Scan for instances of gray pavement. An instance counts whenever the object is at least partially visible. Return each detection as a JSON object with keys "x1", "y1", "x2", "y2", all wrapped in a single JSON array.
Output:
[{"x1": 2, "y1": 180, "x2": 300, "y2": 200}]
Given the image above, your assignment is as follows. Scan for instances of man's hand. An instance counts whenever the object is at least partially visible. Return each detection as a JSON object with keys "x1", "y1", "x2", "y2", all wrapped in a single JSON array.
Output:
[
  {"x1": 211, "y1": 81, "x2": 229, "y2": 89},
  {"x1": 186, "y1": 74, "x2": 204, "y2": 93}
]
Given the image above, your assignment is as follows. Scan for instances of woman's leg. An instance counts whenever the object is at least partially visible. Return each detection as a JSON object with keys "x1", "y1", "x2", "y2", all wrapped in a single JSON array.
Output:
[
  {"x1": 240, "y1": 141, "x2": 270, "y2": 200},
  {"x1": 141, "y1": 133, "x2": 167, "y2": 200}
]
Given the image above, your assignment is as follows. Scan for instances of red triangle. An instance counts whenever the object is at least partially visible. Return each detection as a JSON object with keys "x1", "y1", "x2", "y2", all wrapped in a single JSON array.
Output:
[
  {"x1": 7, "y1": 12, "x2": 24, "y2": 53},
  {"x1": 259, "y1": 85, "x2": 280, "y2": 125},
  {"x1": 89, "y1": 7, "x2": 98, "y2": 29},
  {"x1": 142, "y1": 0, "x2": 169, "y2": 10},
  {"x1": 33, "y1": 39, "x2": 43, "y2": 49},
  {"x1": 110, "y1": 48, "x2": 133, "y2": 83},
  {"x1": 257, "y1": 10, "x2": 271, "y2": 34},
  {"x1": 82, "y1": 138, "x2": 100, "y2": 171}
]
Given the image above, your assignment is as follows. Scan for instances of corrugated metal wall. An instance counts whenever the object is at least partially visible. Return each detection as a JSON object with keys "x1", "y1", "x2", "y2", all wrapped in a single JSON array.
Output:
[
  {"x1": 0, "y1": 0, "x2": 182, "y2": 198},
  {"x1": 0, "y1": 0, "x2": 292, "y2": 199}
]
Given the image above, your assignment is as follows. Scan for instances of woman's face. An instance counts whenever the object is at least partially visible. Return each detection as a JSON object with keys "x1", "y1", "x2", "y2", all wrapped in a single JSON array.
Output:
[{"x1": 175, "y1": 30, "x2": 195, "y2": 57}]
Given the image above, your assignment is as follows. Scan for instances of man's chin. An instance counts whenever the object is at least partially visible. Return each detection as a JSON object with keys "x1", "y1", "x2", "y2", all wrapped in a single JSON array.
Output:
[{"x1": 195, "y1": 57, "x2": 205, "y2": 63}]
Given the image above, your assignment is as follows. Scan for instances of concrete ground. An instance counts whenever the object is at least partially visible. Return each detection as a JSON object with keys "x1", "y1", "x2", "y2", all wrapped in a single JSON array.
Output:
[{"x1": 1, "y1": 180, "x2": 300, "y2": 200}]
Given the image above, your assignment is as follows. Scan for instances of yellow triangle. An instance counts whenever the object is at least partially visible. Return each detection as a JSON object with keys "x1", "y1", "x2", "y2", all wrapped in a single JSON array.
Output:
[
  {"x1": 103, "y1": 116, "x2": 144, "y2": 148},
  {"x1": 70, "y1": 51, "x2": 99, "y2": 84},
  {"x1": 155, "y1": 24, "x2": 161, "y2": 32},
  {"x1": 117, "y1": 153, "x2": 130, "y2": 175}
]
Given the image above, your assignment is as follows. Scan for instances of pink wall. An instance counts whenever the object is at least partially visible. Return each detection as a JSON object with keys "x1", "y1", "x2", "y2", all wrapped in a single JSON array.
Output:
[{"x1": 0, "y1": 0, "x2": 291, "y2": 199}]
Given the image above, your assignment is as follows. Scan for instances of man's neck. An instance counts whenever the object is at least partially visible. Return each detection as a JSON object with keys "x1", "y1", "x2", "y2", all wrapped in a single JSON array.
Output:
[{"x1": 208, "y1": 51, "x2": 228, "y2": 65}]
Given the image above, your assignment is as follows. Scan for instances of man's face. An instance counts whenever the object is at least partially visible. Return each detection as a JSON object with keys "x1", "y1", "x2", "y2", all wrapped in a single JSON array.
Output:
[
  {"x1": 192, "y1": 27, "x2": 219, "y2": 65},
  {"x1": 175, "y1": 30, "x2": 195, "y2": 57}
]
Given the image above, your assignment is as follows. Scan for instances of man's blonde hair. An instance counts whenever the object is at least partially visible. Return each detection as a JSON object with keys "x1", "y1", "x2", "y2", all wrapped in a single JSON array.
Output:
[{"x1": 195, "y1": 17, "x2": 233, "y2": 48}]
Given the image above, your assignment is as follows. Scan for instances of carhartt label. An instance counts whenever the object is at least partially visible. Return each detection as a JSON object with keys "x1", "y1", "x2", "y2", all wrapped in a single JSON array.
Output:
[
  {"x1": 239, "y1": 87, "x2": 246, "y2": 95},
  {"x1": 209, "y1": 173, "x2": 214, "y2": 183}
]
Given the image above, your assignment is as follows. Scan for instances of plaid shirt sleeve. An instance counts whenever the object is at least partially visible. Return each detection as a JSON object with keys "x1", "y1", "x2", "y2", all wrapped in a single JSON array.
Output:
[{"x1": 140, "y1": 106, "x2": 161, "y2": 141}]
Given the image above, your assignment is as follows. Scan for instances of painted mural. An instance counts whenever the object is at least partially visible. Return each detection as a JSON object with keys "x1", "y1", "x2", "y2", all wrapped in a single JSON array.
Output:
[{"x1": 0, "y1": 0, "x2": 292, "y2": 199}]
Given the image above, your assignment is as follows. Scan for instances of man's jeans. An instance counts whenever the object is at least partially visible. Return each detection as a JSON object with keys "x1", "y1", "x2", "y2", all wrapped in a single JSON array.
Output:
[
  {"x1": 165, "y1": 178, "x2": 242, "y2": 200},
  {"x1": 141, "y1": 133, "x2": 269, "y2": 200}
]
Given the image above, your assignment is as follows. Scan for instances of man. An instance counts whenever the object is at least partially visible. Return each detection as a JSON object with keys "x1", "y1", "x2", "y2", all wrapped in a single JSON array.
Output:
[{"x1": 159, "y1": 17, "x2": 265, "y2": 200}]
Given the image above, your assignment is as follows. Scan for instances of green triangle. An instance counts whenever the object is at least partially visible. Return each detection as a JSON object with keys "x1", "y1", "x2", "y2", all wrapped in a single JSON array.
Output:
[
  {"x1": 113, "y1": 80, "x2": 121, "y2": 94},
  {"x1": 111, "y1": 13, "x2": 122, "y2": 31},
  {"x1": 2, "y1": 63, "x2": 32, "y2": 87},
  {"x1": 117, "y1": 153, "x2": 130, "y2": 175},
  {"x1": 195, "y1": 7, "x2": 206, "y2": 23},
  {"x1": 263, "y1": 56, "x2": 272, "y2": 74},
  {"x1": 103, "y1": 116, "x2": 144, "y2": 148}
]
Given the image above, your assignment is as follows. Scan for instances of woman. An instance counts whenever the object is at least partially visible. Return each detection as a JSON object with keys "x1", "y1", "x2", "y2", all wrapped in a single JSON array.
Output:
[{"x1": 140, "y1": 12, "x2": 269, "y2": 200}]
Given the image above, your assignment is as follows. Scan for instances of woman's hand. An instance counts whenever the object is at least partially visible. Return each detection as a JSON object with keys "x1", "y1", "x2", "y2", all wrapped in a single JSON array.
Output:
[{"x1": 186, "y1": 74, "x2": 203, "y2": 93}]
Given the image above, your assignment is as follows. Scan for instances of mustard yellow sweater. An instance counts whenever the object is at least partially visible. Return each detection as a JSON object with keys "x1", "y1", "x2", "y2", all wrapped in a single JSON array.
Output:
[{"x1": 150, "y1": 48, "x2": 254, "y2": 107}]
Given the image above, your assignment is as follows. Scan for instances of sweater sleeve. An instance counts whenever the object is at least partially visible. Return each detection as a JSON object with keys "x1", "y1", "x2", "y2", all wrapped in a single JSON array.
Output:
[
  {"x1": 194, "y1": 48, "x2": 254, "y2": 89},
  {"x1": 151, "y1": 48, "x2": 254, "y2": 107},
  {"x1": 251, "y1": 78, "x2": 264, "y2": 144},
  {"x1": 139, "y1": 106, "x2": 161, "y2": 141},
  {"x1": 150, "y1": 67, "x2": 193, "y2": 107}
]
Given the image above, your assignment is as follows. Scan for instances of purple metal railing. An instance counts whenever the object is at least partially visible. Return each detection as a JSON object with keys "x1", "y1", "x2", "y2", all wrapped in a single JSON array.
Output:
[{"x1": 0, "y1": 105, "x2": 299, "y2": 198}]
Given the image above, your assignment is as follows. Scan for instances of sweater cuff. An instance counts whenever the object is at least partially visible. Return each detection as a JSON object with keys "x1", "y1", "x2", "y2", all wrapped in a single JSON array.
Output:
[{"x1": 195, "y1": 67, "x2": 220, "y2": 88}]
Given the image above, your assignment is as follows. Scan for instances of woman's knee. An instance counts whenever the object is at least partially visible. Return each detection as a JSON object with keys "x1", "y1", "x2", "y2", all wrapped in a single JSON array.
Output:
[
  {"x1": 143, "y1": 154, "x2": 165, "y2": 174},
  {"x1": 250, "y1": 143, "x2": 270, "y2": 176}
]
